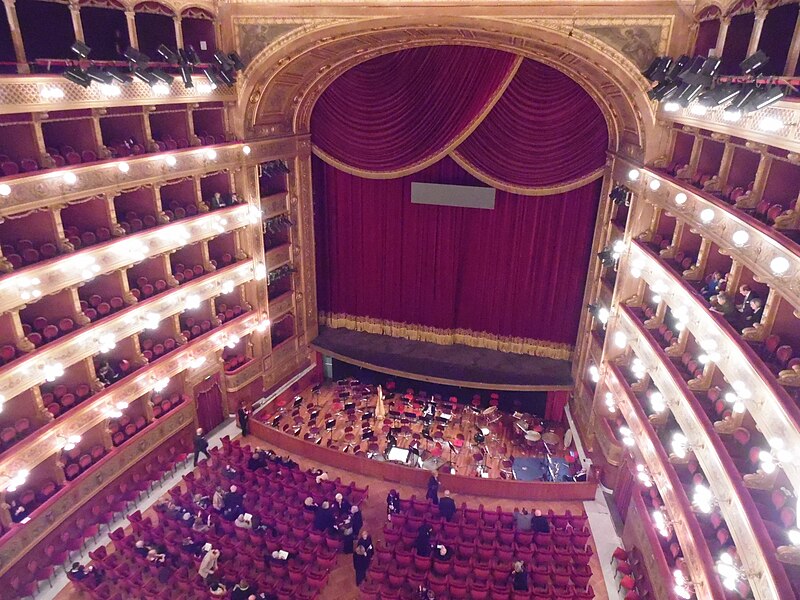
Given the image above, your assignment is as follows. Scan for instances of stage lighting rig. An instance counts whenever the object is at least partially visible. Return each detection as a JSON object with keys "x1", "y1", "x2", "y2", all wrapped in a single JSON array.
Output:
[
  {"x1": 157, "y1": 44, "x2": 180, "y2": 65},
  {"x1": 70, "y1": 40, "x2": 92, "y2": 59},
  {"x1": 63, "y1": 66, "x2": 92, "y2": 88},
  {"x1": 124, "y1": 46, "x2": 151, "y2": 66},
  {"x1": 740, "y1": 50, "x2": 769, "y2": 75}
]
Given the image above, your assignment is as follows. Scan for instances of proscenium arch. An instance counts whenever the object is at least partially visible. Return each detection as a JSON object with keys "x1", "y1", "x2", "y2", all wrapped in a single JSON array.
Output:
[{"x1": 238, "y1": 16, "x2": 660, "y2": 161}]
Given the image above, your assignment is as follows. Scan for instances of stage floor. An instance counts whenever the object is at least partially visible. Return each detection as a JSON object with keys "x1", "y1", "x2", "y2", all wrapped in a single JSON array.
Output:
[
  {"x1": 259, "y1": 381, "x2": 577, "y2": 480},
  {"x1": 311, "y1": 327, "x2": 574, "y2": 390}
]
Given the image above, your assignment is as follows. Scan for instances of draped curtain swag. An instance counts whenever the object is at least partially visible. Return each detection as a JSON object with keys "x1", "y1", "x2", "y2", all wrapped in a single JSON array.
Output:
[{"x1": 311, "y1": 45, "x2": 608, "y2": 195}]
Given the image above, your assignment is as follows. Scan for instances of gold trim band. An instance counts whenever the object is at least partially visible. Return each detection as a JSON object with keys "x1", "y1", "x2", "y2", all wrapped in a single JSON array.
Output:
[{"x1": 319, "y1": 312, "x2": 573, "y2": 361}]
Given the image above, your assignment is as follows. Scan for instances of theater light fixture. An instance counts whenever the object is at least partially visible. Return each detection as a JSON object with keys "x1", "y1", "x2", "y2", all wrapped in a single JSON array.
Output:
[
  {"x1": 604, "y1": 392, "x2": 617, "y2": 413},
  {"x1": 631, "y1": 358, "x2": 646, "y2": 380},
  {"x1": 256, "y1": 317, "x2": 270, "y2": 332},
  {"x1": 759, "y1": 437, "x2": 795, "y2": 474},
  {"x1": 627, "y1": 169, "x2": 640, "y2": 181},
  {"x1": 648, "y1": 179, "x2": 661, "y2": 191},
  {"x1": 699, "y1": 208, "x2": 715, "y2": 223},
  {"x1": 614, "y1": 331, "x2": 627, "y2": 349},
  {"x1": 770, "y1": 256, "x2": 790, "y2": 275},
  {"x1": 6, "y1": 469, "x2": 29, "y2": 493},
  {"x1": 740, "y1": 50, "x2": 769, "y2": 75},
  {"x1": 205, "y1": 149, "x2": 218, "y2": 160},
  {"x1": 649, "y1": 391, "x2": 666, "y2": 413},
  {"x1": 97, "y1": 333, "x2": 116, "y2": 353},
  {"x1": 221, "y1": 279, "x2": 235, "y2": 294},
  {"x1": 164, "y1": 155, "x2": 177, "y2": 167},
  {"x1": 636, "y1": 464, "x2": 653, "y2": 487},
  {"x1": 42, "y1": 362, "x2": 65, "y2": 382},
  {"x1": 63, "y1": 67, "x2": 92, "y2": 88},
  {"x1": 59, "y1": 434, "x2": 82, "y2": 452},
  {"x1": 693, "y1": 483, "x2": 717, "y2": 514},
  {"x1": 674, "y1": 192, "x2": 687, "y2": 205},
  {"x1": 652, "y1": 508, "x2": 671, "y2": 538},
  {"x1": 673, "y1": 570, "x2": 695, "y2": 599},
  {"x1": 153, "y1": 377, "x2": 170, "y2": 392},
  {"x1": 40, "y1": 86, "x2": 65, "y2": 100},
  {"x1": 716, "y1": 553, "x2": 746, "y2": 591},
  {"x1": 117, "y1": 162, "x2": 130, "y2": 174},
  {"x1": 243, "y1": 145, "x2": 252, "y2": 156},
  {"x1": 124, "y1": 46, "x2": 150, "y2": 66},
  {"x1": 62, "y1": 171, "x2": 77, "y2": 185},
  {"x1": 184, "y1": 294, "x2": 201, "y2": 310},
  {"x1": 759, "y1": 116, "x2": 784, "y2": 132},
  {"x1": 17, "y1": 276, "x2": 42, "y2": 301},
  {"x1": 618, "y1": 426, "x2": 635, "y2": 447},
  {"x1": 0, "y1": 184, "x2": 10, "y2": 197},
  {"x1": 188, "y1": 355, "x2": 206, "y2": 369},
  {"x1": 157, "y1": 44, "x2": 179, "y2": 64},
  {"x1": 151, "y1": 82, "x2": 170, "y2": 96},
  {"x1": 142, "y1": 312, "x2": 161, "y2": 330},
  {"x1": 731, "y1": 229, "x2": 749, "y2": 247},
  {"x1": 99, "y1": 83, "x2": 122, "y2": 97},
  {"x1": 723, "y1": 391, "x2": 746, "y2": 414},
  {"x1": 588, "y1": 365, "x2": 600, "y2": 383},
  {"x1": 671, "y1": 432, "x2": 690, "y2": 459},
  {"x1": 70, "y1": 40, "x2": 92, "y2": 59},
  {"x1": 254, "y1": 262, "x2": 267, "y2": 280}
]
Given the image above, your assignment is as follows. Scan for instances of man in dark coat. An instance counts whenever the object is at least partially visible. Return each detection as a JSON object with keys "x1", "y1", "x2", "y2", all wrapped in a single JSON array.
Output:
[
  {"x1": 426, "y1": 475, "x2": 439, "y2": 505},
  {"x1": 350, "y1": 505, "x2": 364, "y2": 536},
  {"x1": 193, "y1": 428, "x2": 210, "y2": 466},
  {"x1": 313, "y1": 501, "x2": 334, "y2": 531},
  {"x1": 237, "y1": 406, "x2": 250, "y2": 437},
  {"x1": 353, "y1": 543, "x2": 370, "y2": 586},
  {"x1": 438, "y1": 490, "x2": 456, "y2": 522}
]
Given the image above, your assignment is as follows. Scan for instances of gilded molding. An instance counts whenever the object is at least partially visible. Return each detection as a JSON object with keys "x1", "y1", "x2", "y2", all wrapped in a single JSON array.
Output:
[{"x1": 320, "y1": 312, "x2": 573, "y2": 360}]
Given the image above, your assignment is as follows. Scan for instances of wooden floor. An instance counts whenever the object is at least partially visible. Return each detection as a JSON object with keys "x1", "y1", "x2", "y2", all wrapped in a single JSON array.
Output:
[
  {"x1": 260, "y1": 381, "x2": 576, "y2": 480},
  {"x1": 55, "y1": 433, "x2": 609, "y2": 600}
]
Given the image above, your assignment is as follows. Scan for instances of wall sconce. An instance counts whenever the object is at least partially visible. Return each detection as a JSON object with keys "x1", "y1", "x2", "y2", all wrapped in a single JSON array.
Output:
[
  {"x1": 673, "y1": 569, "x2": 695, "y2": 599},
  {"x1": 652, "y1": 507, "x2": 672, "y2": 538},
  {"x1": 692, "y1": 483, "x2": 718, "y2": 514},
  {"x1": 6, "y1": 469, "x2": 30, "y2": 492},
  {"x1": 58, "y1": 434, "x2": 82, "y2": 452}
]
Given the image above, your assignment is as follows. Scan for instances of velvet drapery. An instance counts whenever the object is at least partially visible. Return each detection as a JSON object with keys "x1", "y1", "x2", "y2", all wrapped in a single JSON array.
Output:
[
  {"x1": 451, "y1": 58, "x2": 608, "y2": 192},
  {"x1": 311, "y1": 46, "x2": 521, "y2": 176},
  {"x1": 310, "y1": 46, "x2": 608, "y2": 194},
  {"x1": 313, "y1": 156, "x2": 601, "y2": 347},
  {"x1": 195, "y1": 374, "x2": 224, "y2": 434}
]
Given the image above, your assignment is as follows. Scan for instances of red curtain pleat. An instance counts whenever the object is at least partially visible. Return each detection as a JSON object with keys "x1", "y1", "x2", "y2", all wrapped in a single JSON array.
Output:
[
  {"x1": 195, "y1": 375, "x2": 224, "y2": 433},
  {"x1": 310, "y1": 46, "x2": 520, "y2": 174},
  {"x1": 314, "y1": 156, "x2": 601, "y2": 346},
  {"x1": 452, "y1": 58, "x2": 608, "y2": 189}
]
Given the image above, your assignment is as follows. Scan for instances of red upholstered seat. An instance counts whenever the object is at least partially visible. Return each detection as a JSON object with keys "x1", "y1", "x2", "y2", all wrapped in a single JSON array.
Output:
[{"x1": 43, "y1": 324, "x2": 60, "y2": 342}]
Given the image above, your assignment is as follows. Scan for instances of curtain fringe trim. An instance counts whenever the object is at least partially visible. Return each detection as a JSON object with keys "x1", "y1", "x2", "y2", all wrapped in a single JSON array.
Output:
[{"x1": 319, "y1": 312, "x2": 573, "y2": 361}]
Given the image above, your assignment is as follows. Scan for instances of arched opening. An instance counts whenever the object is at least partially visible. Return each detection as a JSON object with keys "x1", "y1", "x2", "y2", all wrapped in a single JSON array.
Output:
[
  {"x1": 133, "y1": 1, "x2": 176, "y2": 58},
  {"x1": 17, "y1": 0, "x2": 74, "y2": 63},
  {"x1": 694, "y1": 5, "x2": 722, "y2": 56},
  {"x1": 79, "y1": 0, "x2": 128, "y2": 61},
  {"x1": 180, "y1": 6, "x2": 216, "y2": 62}
]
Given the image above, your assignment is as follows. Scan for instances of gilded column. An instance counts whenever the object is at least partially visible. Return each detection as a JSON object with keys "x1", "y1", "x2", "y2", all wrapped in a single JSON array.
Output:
[
  {"x1": 173, "y1": 16, "x2": 184, "y2": 49},
  {"x1": 3, "y1": 0, "x2": 28, "y2": 74},
  {"x1": 125, "y1": 9, "x2": 138, "y2": 50},
  {"x1": 715, "y1": 17, "x2": 731, "y2": 58},
  {"x1": 746, "y1": 9, "x2": 769, "y2": 58},
  {"x1": 69, "y1": 0, "x2": 84, "y2": 43},
  {"x1": 785, "y1": 10, "x2": 800, "y2": 76}
]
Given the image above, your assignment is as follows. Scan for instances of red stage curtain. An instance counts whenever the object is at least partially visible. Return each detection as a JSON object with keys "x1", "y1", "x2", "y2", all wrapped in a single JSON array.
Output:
[
  {"x1": 545, "y1": 390, "x2": 570, "y2": 423},
  {"x1": 310, "y1": 46, "x2": 520, "y2": 175},
  {"x1": 314, "y1": 156, "x2": 601, "y2": 346},
  {"x1": 195, "y1": 374, "x2": 224, "y2": 433},
  {"x1": 452, "y1": 59, "x2": 608, "y2": 191}
]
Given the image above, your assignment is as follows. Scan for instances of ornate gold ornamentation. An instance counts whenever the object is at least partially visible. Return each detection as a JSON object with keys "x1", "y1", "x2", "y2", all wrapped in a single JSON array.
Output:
[{"x1": 319, "y1": 312, "x2": 572, "y2": 360}]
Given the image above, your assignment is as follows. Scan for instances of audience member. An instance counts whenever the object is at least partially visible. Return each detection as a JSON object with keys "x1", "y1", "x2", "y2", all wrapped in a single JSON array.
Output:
[
  {"x1": 350, "y1": 505, "x2": 363, "y2": 536},
  {"x1": 741, "y1": 297, "x2": 764, "y2": 327},
  {"x1": 514, "y1": 507, "x2": 532, "y2": 531},
  {"x1": 198, "y1": 546, "x2": 220, "y2": 580},
  {"x1": 134, "y1": 540, "x2": 150, "y2": 557},
  {"x1": 386, "y1": 489, "x2": 401, "y2": 519},
  {"x1": 435, "y1": 544, "x2": 452, "y2": 561},
  {"x1": 182, "y1": 536, "x2": 205, "y2": 556},
  {"x1": 193, "y1": 428, "x2": 210, "y2": 466},
  {"x1": 223, "y1": 464, "x2": 239, "y2": 480},
  {"x1": 426, "y1": 475, "x2": 440, "y2": 505},
  {"x1": 68, "y1": 562, "x2": 100, "y2": 584},
  {"x1": 235, "y1": 513, "x2": 253, "y2": 529},
  {"x1": 237, "y1": 405, "x2": 250, "y2": 437},
  {"x1": 212, "y1": 487, "x2": 225, "y2": 511},
  {"x1": 225, "y1": 485, "x2": 244, "y2": 510},
  {"x1": 248, "y1": 450, "x2": 267, "y2": 470},
  {"x1": 531, "y1": 509, "x2": 550, "y2": 533},
  {"x1": 738, "y1": 284, "x2": 757, "y2": 309},
  {"x1": 193, "y1": 514, "x2": 212, "y2": 533},
  {"x1": 313, "y1": 501, "x2": 334, "y2": 532},
  {"x1": 710, "y1": 292, "x2": 736, "y2": 320},
  {"x1": 700, "y1": 271, "x2": 724, "y2": 301},
  {"x1": 353, "y1": 543, "x2": 370, "y2": 586},
  {"x1": 333, "y1": 492, "x2": 351, "y2": 516},
  {"x1": 511, "y1": 561, "x2": 529, "y2": 591},
  {"x1": 304, "y1": 496, "x2": 318, "y2": 512},
  {"x1": 209, "y1": 579, "x2": 227, "y2": 597},
  {"x1": 231, "y1": 579, "x2": 256, "y2": 600},
  {"x1": 209, "y1": 192, "x2": 224, "y2": 210},
  {"x1": 147, "y1": 548, "x2": 166, "y2": 563},
  {"x1": 438, "y1": 490, "x2": 456, "y2": 521},
  {"x1": 414, "y1": 524, "x2": 433, "y2": 557},
  {"x1": 356, "y1": 530, "x2": 374, "y2": 559}
]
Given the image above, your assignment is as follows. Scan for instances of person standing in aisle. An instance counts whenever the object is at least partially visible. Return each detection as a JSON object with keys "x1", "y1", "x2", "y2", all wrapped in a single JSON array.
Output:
[{"x1": 193, "y1": 428, "x2": 211, "y2": 466}]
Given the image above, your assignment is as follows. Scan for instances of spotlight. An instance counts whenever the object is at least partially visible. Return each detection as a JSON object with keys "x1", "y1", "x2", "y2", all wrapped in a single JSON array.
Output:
[
  {"x1": 665, "y1": 55, "x2": 690, "y2": 80},
  {"x1": 105, "y1": 67, "x2": 133, "y2": 84},
  {"x1": 696, "y1": 56, "x2": 721, "y2": 84},
  {"x1": 132, "y1": 68, "x2": 159, "y2": 86},
  {"x1": 697, "y1": 83, "x2": 739, "y2": 107},
  {"x1": 157, "y1": 44, "x2": 179, "y2": 64},
  {"x1": 677, "y1": 56, "x2": 705, "y2": 81},
  {"x1": 643, "y1": 56, "x2": 672, "y2": 82},
  {"x1": 183, "y1": 46, "x2": 201, "y2": 65},
  {"x1": 86, "y1": 65, "x2": 114, "y2": 85},
  {"x1": 151, "y1": 68, "x2": 174, "y2": 85},
  {"x1": 218, "y1": 68, "x2": 236, "y2": 87},
  {"x1": 203, "y1": 67, "x2": 223, "y2": 87},
  {"x1": 180, "y1": 65, "x2": 194, "y2": 88},
  {"x1": 123, "y1": 46, "x2": 150, "y2": 66},
  {"x1": 70, "y1": 40, "x2": 92, "y2": 59},
  {"x1": 229, "y1": 52, "x2": 245, "y2": 71},
  {"x1": 648, "y1": 80, "x2": 680, "y2": 101},
  {"x1": 725, "y1": 84, "x2": 759, "y2": 115},
  {"x1": 63, "y1": 67, "x2": 92, "y2": 88},
  {"x1": 740, "y1": 50, "x2": 769, "y2": 75},
  {"x1": 214, "y1": 51, "x2": 235, "y2": 70},
  {"x1": 750, "y1": 86, "x2": 786, "y2": 111}
]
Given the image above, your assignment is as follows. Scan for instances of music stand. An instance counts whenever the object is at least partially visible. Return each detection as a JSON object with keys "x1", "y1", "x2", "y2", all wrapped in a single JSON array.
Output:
[
  {"x1": 446, "y1": 441, "x2": 457, "y2": 472},
  {"x1": 325, "y1": 418, "x2": 336, "y2": 443}
]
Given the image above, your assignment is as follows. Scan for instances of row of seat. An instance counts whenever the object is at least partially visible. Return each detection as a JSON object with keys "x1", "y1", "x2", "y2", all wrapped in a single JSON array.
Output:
[
  {"x1": 21, "y1": 314, "x2": 79, "y2": 349},
  {"x1": 80, "y1": 294, "x2": 126, "y2": 322},
  {"x1": 1, "y1": 239, "x2": 60, "y2": 269},
  {"x1": 43, "y1": 381, "x2": 94, "y2": 418},
  {"x1": 151, "y1": 392, "x2": 186, "y2": 419},
  {"x1": 64, "y1": 224, "x2": 113, "y2": 250},
  {"x1": 64, "y1": 445, "x2": 107, "y2": 480}
]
